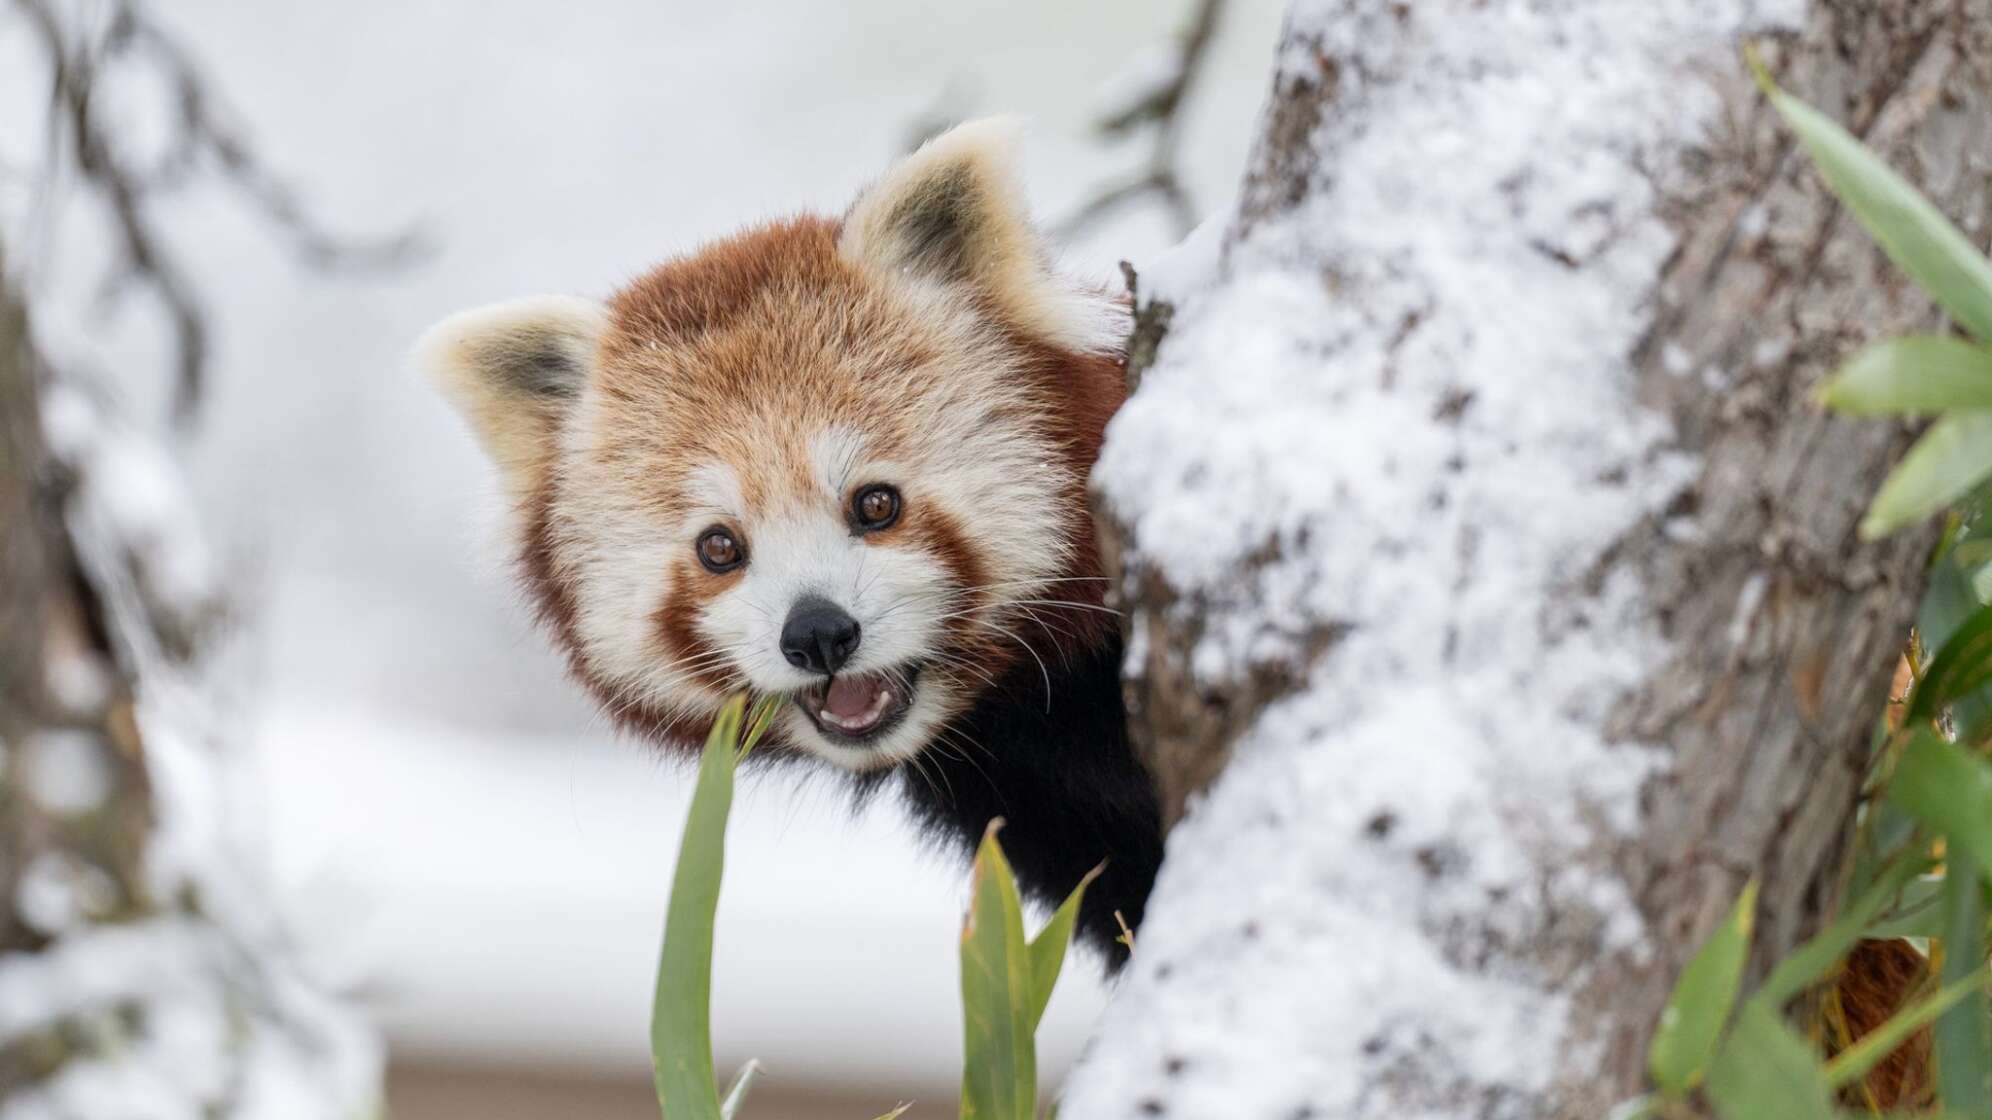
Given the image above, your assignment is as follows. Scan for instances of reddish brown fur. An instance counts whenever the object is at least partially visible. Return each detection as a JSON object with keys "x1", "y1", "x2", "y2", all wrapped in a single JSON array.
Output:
[
  {"x1": 520, "y1": 487, "x2": 702, "y2": 745},
  {"x1": 525, "y1": 215, "x2": 1126, "y2": 751},
  {"x1": 1013, "y1": 340, "x2": 1124, "y2": 660},
  {"x1": 651, "y1": 565, "x2": 738, "y2": 693},
  {"x1": 1836, "y1": 938, "x2": 1934, "y2": 1110}
]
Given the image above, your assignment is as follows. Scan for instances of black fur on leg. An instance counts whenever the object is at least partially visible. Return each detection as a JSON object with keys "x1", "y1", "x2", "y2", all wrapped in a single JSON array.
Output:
[{"x1": 894, "y1": 637, "x2": 1162, "y2": 971}]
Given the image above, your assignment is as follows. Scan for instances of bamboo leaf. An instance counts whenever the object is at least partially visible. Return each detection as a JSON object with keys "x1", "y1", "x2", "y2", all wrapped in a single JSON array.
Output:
[
  {"x1": 1922, "y1": 530, "x2": 1988, "y2": 652},
  {"x1": 739, "y1": 693, "x2": 785, "y2": 757},
  {"x1": 1907, "y1": 603, "x2": 1992, "y2": 727},
  {"x1": 1761, "y1": 72, "x2": 1992, "y2": 344},
  {"x1": 1824, "y1": 966, "x2": 1992, "y2": 1089},
  {"x1": 652, "y1": 695, "x2": 751, "y2": 1120},
  {"x1": 1649, "y1": 879, "x2": 1758, "y2": 1096},
  {"x1": 719, "y1": 1060, "x2": 762, "y2": 1120},
  {"x1": 1822, "y1": 336, "x2": 1992, "y2": 415},
  {"x1": 959, "y1": 822, "x2": 1037, "y2": 1120},
  {"x1": 1936, "y1": 851, "x2": 1992, "y2": 1113},
  {"x1": 1890, "y1": 732, "x2": 1992, "y2": 877},
  {"x1": 1752, "y1": 849, "x2": 1932, "y2": 1011},
  {"x1": 1864, "y1": 874, "x2": 1953, "y2": 940},
  {"x1": 1705, "y1": 1002, "x2": 1834, "y2": 1120},
  {"x1": 1862, "y1": 412, "x2": 1992, "y2": 539},
  {"x1": 1025, "y1": 863, "x2": 1102, "y2": 1030},
  {"x1": 1916, "y1": 529, "x2": 1992, "y2": 739}
]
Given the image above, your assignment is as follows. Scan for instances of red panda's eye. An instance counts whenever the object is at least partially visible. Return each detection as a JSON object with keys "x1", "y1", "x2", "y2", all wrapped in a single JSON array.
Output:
[
  {"x1": 696, "y1": 528, "x2": 745, "y2": 573},
  {"x1": 853, "y1": 485, "x2": 901, "y2": 531}
]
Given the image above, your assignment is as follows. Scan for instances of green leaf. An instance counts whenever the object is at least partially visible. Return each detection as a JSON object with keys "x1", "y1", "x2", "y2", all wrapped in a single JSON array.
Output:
[
  {"x1": 959, "y1": 822, "x2": 1037, "y2": 1120},
  {"x1": 718, "y1": 1059, "x2": 762, "y2": 1120},
  {"x1": 1907, "y1": 603, "x2": 1992, "y2": 726},
  {"x1": 1890, "y1": 732, "x2": 1992, "y2": 877},
  {"x1": 652, "y1": 696, "x2": 751, "y2": 1120},
  {"x1": 1923, "y1": 535, "x2": 1986, "y2": 652},
  {"x1": 1916, "y1": 529, "x2": 1992, "y2": 740},
  {"x1": 1762, "y1": 74, "x2": 1992, "y2": 345},
  {"x1": 1649, "y1": 879, "x2": 1758, "y2": 1096},
  {"x1": 1864, "y1": 874, "x2": 1953, "y2": 940},
  {"x1": 1824, "y1": 965, "x2": 1992, "y2": 1090},
  {"x1": 1025, "y1": 863, "x2": 1101, "y2": 1030},
  {"x1": 1822, "y1": 337, "x2": 1992, "y2": 415},
  {"x1": 1706, "y1": 1002, "x2": 1835, "y2": 1120},
  {"x1": 1833, "y1": 1112, "x2": 1973, "y2": 1119},
  {"x1": 1751, "y1": 849, "x2": 1932, "y2": 1011},
  {"x1": 739, "y1": 693, "x2": 785, "y2": 757},
  {"x1": 1936, "y1": 850, "x2": 1992, "y2": 1114},
  {"x1": 1862, "y1": 412, "x2": 1992, "y2": 539}
]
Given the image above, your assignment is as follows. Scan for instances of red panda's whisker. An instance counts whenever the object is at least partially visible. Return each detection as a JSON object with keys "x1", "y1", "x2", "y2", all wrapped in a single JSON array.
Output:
[
  {"x1": 954, "y1": 576, "x2": 1112, "y2": 594},
  {"x1": 852, "y1": 554, "x2": 885, "y2": 602},
  {"x1": 875, "y1": 575, "x2": 1112, "y2": 608},
  {"x1": 934, "y1": 723, "x2": 998, "y2": 766},
  {"x1": 653, "y1": 640, "x2": 736, "y2": 666},
  {"x1": 925, "y1": 650, "x2": 1008, "y2": 698},
  {"x1": 1007, "y1": 598, "x2": 1123, "y2": 617},
  {"x1": 658, "y1": 647, "x2": 733, "y2": 669},
  {"x1": 906, "y1": 750, "x2": 955, "y2": 804},
  {"x1": 869, "y1": 590, "x2": 969, "y2": 625},
  {"x1": 927, "y1": 734, "x2": 998, "y2": 795},
  {"x1": 961, "y1": 617, "x2": 1053, "y2": 711},
  {"x1": 1006, "y1": 605, "x2": 1080, "y2": 668}
]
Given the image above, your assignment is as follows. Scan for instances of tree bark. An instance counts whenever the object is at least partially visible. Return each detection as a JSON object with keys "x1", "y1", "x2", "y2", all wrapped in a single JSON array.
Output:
[
  {"x1": 0, "y1": 253, "x2": 157, "y2": 977},
  {"x1": 1588, "y1": 0, "x2": 1988, "y2": 1097},
  {"x1": 0, "y1": 251, "x2": 382, "y2": 1114},
  {"x1": 1071, "y1": 0, "x2": 1983, "y2": 1114}
]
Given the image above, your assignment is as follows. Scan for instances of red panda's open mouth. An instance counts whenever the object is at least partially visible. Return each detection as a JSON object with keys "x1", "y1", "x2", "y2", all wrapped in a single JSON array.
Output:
[{"x1": 796, "y1": 664, "x2": 920, "y2": 744}]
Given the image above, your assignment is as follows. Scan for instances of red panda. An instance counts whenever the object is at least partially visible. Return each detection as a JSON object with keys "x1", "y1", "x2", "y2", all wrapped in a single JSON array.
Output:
[{"x1": 417, "y1": 119, "x2": 1161, "y2": 966}]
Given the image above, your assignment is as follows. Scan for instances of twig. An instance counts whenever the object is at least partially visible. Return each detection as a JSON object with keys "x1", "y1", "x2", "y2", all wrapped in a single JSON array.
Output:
[
  {"x1": 1057, "y1": 0, "x2": 1226, "y2": 242},
  {"x1": 13, "y1": 0, "x2": 425, "y2": 429},
  {"x1": 1114, "y1": 908, "x2": 1138, "y2": 955}
]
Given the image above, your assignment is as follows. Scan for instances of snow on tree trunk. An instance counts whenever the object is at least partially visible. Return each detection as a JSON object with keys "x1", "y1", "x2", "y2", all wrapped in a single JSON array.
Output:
[
  {"x1": 0, "y1": 259, "x2": 381, "y2": 1117},
  {"x1": 1070, "y1": 0, "x2": 1984, "y2": 1115}
]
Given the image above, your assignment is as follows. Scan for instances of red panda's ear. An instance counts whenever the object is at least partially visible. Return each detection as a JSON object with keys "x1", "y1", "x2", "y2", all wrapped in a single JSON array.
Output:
[
  {"x1": 414, "y1": 295, "x2": 606, "y2": 505},
  {"x1": 840, "y1": 118, "x2": 1117, "y2": 353}
]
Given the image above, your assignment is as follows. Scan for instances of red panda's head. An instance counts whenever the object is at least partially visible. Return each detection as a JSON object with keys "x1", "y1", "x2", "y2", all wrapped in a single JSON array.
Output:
[{"x1": 418, "y1": 120, "x2": 1127, "y2": 769}]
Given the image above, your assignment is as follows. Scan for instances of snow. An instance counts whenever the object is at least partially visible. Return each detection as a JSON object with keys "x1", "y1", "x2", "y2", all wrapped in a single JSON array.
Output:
[
  {"x1": 1, "y1": 385, "x2": 383, "y2": 1119},
  {"x1": 41, "y1": 382, "x2": 221, "y2": 647},
  {"x1": 20, "y1": 729, "x2": 113, "y2": 815},
  {"x1": 0, "y1": 908, "x2": 377, "y2": 1120},
  {"x1": 0, "y1": 0, "x2": 1293, "y2": 1107},
  {"x1": 14, "y1": 852, "x2": 118, "y2": 936},
  {"x1": 247, "y1": 701, "x2": 1111, "y2": 1091},
  {"x1": 1065, "y1": 0, "x2": 1800, "y2": 1115}
]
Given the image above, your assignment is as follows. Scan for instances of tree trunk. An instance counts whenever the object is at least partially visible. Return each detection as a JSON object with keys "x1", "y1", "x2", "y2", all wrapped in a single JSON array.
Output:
[
  {"x1": 0, "y1": 253, "x2": 382, "y2": 1115},
  {"x1": 1069, "y1": 0, "x2": 1984, "y2": 1115},
  {"x1": 0, "y1": 255, "x2": 163, "y2": 1084}
]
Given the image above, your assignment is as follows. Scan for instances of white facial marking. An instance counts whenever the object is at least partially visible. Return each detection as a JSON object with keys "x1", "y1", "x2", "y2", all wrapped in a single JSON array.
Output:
[
  {"x1": 548, "y1": 275, "x2": 1111, "y2": 770},
  {"x1": 686, "y1": 462, "x2": 747, "y2": 520}
]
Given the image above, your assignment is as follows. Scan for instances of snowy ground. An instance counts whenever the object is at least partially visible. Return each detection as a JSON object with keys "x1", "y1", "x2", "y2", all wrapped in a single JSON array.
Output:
[
  {"x1": 2, "y1": 0, "x2": 1290, "y2": 1097},
  {"x1": 253, "y1": 703, "x2": 1110, "y2": 1093}
]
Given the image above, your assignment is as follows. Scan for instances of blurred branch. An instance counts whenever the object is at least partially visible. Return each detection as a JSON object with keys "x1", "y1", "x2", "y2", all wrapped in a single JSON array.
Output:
[
  {"x1": 901, "y1": 78, "x2": 981, "y2": 155},
  {"x1": 13, "y1": 0, "x2": 426, "y2": 429},
  {"x1": 1057, "y1": 0, "x2": 1225, "y2": 242}
]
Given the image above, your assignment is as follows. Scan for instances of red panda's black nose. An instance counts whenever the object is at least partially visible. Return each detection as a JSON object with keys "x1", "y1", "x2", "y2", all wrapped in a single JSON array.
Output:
[{"x1": 781, "y1": 598, "x2": 861, "y2": 676}]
